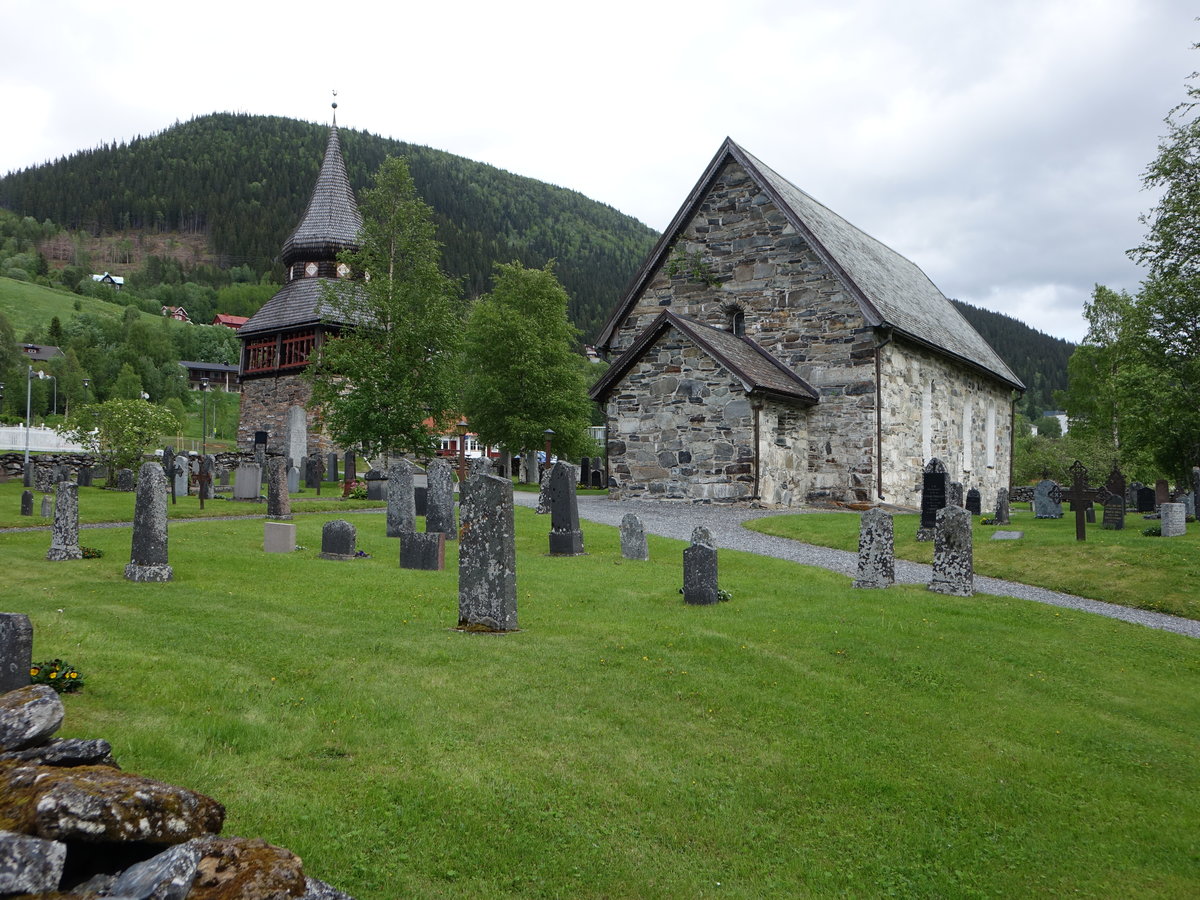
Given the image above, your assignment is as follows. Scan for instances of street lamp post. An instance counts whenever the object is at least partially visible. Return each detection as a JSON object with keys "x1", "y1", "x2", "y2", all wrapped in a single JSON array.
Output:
[
  {"x1": 24, "y1": 366, "x2": 46, "y2": 470},
  {"x1": 456, "y1": 418, "x2": 470, "y2": 486},
  {"x1": 200, "y1": 378, "x2": 210, "y2": 457}
]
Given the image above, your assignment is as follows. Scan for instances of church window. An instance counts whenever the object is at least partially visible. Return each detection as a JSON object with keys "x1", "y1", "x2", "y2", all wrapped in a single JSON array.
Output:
[{"x1": 725, "y1": 305, "x2": 746, "y2": 336}]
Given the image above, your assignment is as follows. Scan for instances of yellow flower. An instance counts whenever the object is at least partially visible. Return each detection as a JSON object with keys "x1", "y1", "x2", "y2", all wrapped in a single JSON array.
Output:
[
  {"x1": 48, "y1": 672, "x2": 57, "y2": 679},
  {"x1": 30, "y1": 667, "x2": 39, "y2": 676},
  {"x1": 69, "y1": 672, "x2": 78, "y2": 679}
]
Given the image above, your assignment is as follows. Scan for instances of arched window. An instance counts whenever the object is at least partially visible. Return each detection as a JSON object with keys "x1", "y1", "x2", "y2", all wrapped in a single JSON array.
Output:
[{"x1": 729, "y1": 307, "x2": 746, "y2": 337}]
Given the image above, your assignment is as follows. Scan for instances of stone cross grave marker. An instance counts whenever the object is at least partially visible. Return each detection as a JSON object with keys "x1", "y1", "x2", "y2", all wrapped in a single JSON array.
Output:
[
  {"x1": 425, "y1": 459, "x2": 457, "y2": 540},
  {"x1": 125, "y1": 462, "x2": 172, "y2": 582},
  {"x1": 0, "y1": 612, "x2": 33, "y2": 693},
  {"x1": 387, "y1": 460, "x2": 417, "y2": 537},
  {"x1": 928, "y1": 505, "x2": 972, "y2": 597},
  {"x1": 852, "y1": 508, "x2": 894, "y2": 589},
  {"x1": 683, "y1": 526, "x2": 719, "y2": 605},
  {"x1": 1058, "y1": 460, "x2": 1113, "y2": 542},
  {"x1": 46, "y1": 481, "x2": 82, "y2": 561},
  {"x1": 457, "y1": 473, "x2": 517, "y2": 632},
  {"x1": 620, "y1": 513, "x2": 649, "y2": 561},
  {"x1": 266, "y1": 457, "x2": 292, "y2": 520},
  {"x1": 917, "y1": 458, "x2": 948, "y2": 542},
  {"x1": 1161, "y1": 503, "x2": 1187, "y2": 537},
  {"x1": 318, "y1": 520, "x2": 358, "y2": 560},
  {"x1": 548, "y1": 461, "x2": 585, "y2": 556}
]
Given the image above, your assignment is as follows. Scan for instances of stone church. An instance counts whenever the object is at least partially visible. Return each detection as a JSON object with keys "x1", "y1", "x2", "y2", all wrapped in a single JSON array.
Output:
[
  {"x1": 590, "y1": 139, "x2": 1024, "y2": 508},
  {"x1": 235, "y1": 121, "x2": 362, "y2": 457}
]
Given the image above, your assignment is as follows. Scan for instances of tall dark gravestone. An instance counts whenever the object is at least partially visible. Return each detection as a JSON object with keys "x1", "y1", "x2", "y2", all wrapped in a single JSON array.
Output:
[
  {"x1": 917, "y1": 458, "x2": 948, "y2": 542},
  {"x1": 457, "y1": 473, "x2": 517, "y2": 632},
  {"x1": 343, "y1": 451, "x2": 357, "y2": 484},
  {"x1": 965, "y1": 488, "x2": 982, "y2": 516},
  {"x1": 327, "y1": 452, "x2": 339, "y2": 483},
  {"x1": 548, "y1": 462, "x2": 585, "y2": 556},
  {"x1": 364, "y1": 469, "x2": 386, "y2": 501},
  {"x1": 386, "y1": 460, "x2": 417, "y2": 537},
  {"x1": 1155, "y1": 479, "x2": 1170, "y2": 508},
  {"x1": 125, "y1": 462, "x2": 172, "y2": 582},
  {"x1": 20, "y1": 490, "x2": 33, "y2": 516},
  {"x1": 46, "y1": 481, "x2": 82, "y2": 561},
  {"x1": 994, "y1": 487, "x2": 1010, "y2": 525},
  {"x1": 852, "y1": 508, "x2": 894, "y2": 589},
  {"x1": 162, "y1": 447, "x2": 176, "y2": 505},
  {"x1": 683, "y1": 526, "x2": 719, "y2": 605},
  {"x1": 1102, "y1": 494, "x2": 1125, "y2": 530},
  {"x1": 425, "y1": 459, "x2": 456, "y2": 540},
  {"x1": 928, "y1": 505, "x2": 973, "y2": 597},
  {"x1": 78, "y1": 465, "x2": 93, "y2": 487},
  {"x1": 266, "y1": 457, "x2": 292, "y2": 520},
  {"x1": 1136, "y1": 486, "x2": 1156, "y2": 513},
  {"x1": 0, "y1": 612, "x2": 34, "y2": 693}
]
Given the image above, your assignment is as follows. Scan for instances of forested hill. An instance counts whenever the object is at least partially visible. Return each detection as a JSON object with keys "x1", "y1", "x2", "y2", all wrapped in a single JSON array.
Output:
[
  {"x1": 951, "y1": 299, "x2": 1074, "y2": 414},
  {"x1": 0, "y1": 112, "x2": 659, "y2": 340}
]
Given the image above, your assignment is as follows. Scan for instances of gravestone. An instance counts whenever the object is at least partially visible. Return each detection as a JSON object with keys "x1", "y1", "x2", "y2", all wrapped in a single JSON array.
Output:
[
  {"x1": 590, "y1": 470, "x2": 603, "y2": 490},
  {"x1": 308, "y1": 454, "x2": 325, "y2": 494},
  {"x1": 78, "y1": 465, "x2": 93, "y2": 488},
  {"x1": 683, "y1": 526, "x2": 719, "y2": 605},
  {"x1": 233, "y1": 464, "x2": 262, "y2": 500},
  {"x1": 1160, "y1": 503, "x2": 1186, "y2": 537},
  {"x1": 1155, "y1": 479, "x2": 1170, "y2": 508},
  {"x1": 301, "y1": 456, "x2": 316, "y2": 490},
  {"x1": 548, "y1": 461, "x2": 585, "y2": 556},
  {"x1": 425, "y1": 459, "x2": 456, "y2": 539},
  {"x1": 172, "y1": 460, "x2": 188, "y2": 498},
  {"x1": 199, "y1": 455, "x2": 215, "y2": 501},
  {"x1": 469, "y1": 457, "x2": 493, "y2": 479},
  {"x1": 20, "y1": 490, "x2": 33, "y2": 516},
  {"x1": 299, "y1": 456, "x2": 309, "y2": 490},
  {"x1": 1181, "y1": 490, "x2": 1196, "y2": 518},
  {"x1": 364, "y1": 469, "x2": 385, "y2": 501},
  {"x1": 286, "y1": 465, "x2": 300, "y2": 495},
  {"x1": 125, "y1": 462, "x2": 172, "y2": 582},
  {"x1": 286, "y1": 405, "x2": 307, "y2": 470},
  {"x1": 253, "y1": 431, "x2": 268, "y2": 469},
  {"x1": 218, "y1": 467, "x2": 230, "y2": 487},
  {"x1": 40, "y1": 495, "x2": 51, "y2": 517},
  {"x1": 1193, "y1": 467, "x2": 1200, "y2": 520},
  {"x1": 1033, "y1": 479, "x2": 1062, "y2": 519},
  {"x1": 46, "y1": 481, "x2": 83, "y2": 561},
  {"x1": 994, "y1": 487, "x2": 1010, "y2": 525},
  {"x1": 162, "y1": 447, "x2": 176, "y2": 504},
  {"x1": 579, "y1": 457, "x2": 590, "y2": 487},
  {"x1": 917, "y1": 458, "x2": 949, "y2": 541},
  {"x1": 318, "y1": 520, "x2": 357, "y2": 560},
  {"x1": 852, "y1": 508, "x2": 894, "y2": 589},
  {"x1": 457, "y1": 473, "x2": 517, "y2": 631},
  {"x1": 266, "y1": 457, "x2": 292, "y2": 520},
  {"x1": 536, "y1": 466, "x2": 551, "y2": 515},
  {"x1": 0, "y1": 612, "x2": 33, "y2": 693},
  {"x1": 387, "y1": 460, "x2": 417, "y2": 537},
  {"x1": 327, "y1": 452, "x2": 339, "y2": 483},
  {"x1": 1136, "y1": 486, "x2": 1156, "y2": 513},
  {"x1": 22, "y1": 460, "x2": 33, "y2": 488},
  {"x1": 965, "y1": 488, "x2": 982, "y2": 516},
  {"x1": 400, "y1": 532, "x2": 445, "y2": 571},
  {"x1": 34, "y1": 466, "x2": 54, "y2": 493},
  {"x1": 928, "y1": 505, "x2": 972, "y2": 596},
  {"x1": 343, "y1": 450, "x2": 357, "y2": 484},
  {"x1": 1102, "y1": 494, "x2": 1125, "y2": 530},
  {"x1": 991, "y1": 531, "x2": 1024, "y2": 540},
  {"x1": 263, "y1": 522, "x2": 296, "y2": 553},
  {"x1": 620, "y1": 513, "x2": 649, "y2": 561},
  {"x1": 1127, "y1": 481, "x2": 1140, "y2": 509},
  {"x1": 948, "y1": 481, "x2": 964, "y2": 509}
]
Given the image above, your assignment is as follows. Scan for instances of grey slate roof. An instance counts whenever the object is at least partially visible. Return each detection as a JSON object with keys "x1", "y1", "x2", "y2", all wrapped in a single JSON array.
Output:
[
  {"x1": 590, "y1": 310, "x2": 819, "y2": 406},
  {"x1": 280, "y1": 126, "x2": 363, "y2": 266},
  {"x1": 237, "y1": 278, "x2": 364, "y2": 338},
  {"x1": 597, "y1": 139, "x2": 1024, "y2": 391}
]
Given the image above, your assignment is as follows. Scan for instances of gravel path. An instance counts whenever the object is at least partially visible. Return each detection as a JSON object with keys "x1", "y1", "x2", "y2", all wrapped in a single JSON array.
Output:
[{"x1": 515, "y1": 493, "x2": 1200, "y2": 640}]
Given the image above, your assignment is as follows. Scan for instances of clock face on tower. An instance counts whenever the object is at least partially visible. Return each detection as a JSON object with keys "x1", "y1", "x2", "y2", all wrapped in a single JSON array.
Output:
[
  {"x1": 337, "y1": 263, "x2": 350, "y2": 278},
  {"x1": 305, "y1": 262, "x2": 318, "y2": 277}
]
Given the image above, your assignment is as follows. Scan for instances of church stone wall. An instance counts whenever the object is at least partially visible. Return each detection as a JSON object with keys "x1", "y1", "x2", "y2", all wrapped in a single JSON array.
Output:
[
  {"x1": 878, "y1": 338, "x2": 1014, "y2": 509},
  {"x1": 237, "y1": 374, "x2": 335, "y2": 460},
  {"x1": 606, "y1": 328, "x2": 756, "y2": 502},
  {"x1": 756, "y1": 402, "x2": 811, "y2": 506}
]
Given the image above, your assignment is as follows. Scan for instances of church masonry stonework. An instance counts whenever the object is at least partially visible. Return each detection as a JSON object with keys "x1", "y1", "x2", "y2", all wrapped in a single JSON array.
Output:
[{"x1": 592, "y1": 142, "x2": 1022, "y2": 509}]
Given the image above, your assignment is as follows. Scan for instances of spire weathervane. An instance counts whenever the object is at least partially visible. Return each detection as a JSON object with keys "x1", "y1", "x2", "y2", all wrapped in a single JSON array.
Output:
[{"x1": 331, "y1": 89, "x2": 338, "y2": 125}]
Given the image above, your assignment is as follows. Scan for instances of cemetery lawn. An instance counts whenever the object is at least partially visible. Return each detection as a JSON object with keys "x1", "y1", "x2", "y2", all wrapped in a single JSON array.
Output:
[
  {"x1": 745, "y1": 507, "x2": 1200, "y2": 621},
  {"x1": 4, "y1": 506, "x2": 1199, "y2": 898}
]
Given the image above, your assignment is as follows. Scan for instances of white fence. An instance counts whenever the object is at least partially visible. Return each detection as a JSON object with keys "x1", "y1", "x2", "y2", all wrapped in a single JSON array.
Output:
[{"x1": 0, "y1": 425, "x2": 92, "y2": 453}]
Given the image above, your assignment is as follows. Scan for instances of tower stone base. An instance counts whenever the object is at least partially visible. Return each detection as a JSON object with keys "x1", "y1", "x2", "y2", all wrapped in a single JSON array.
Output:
[{"x1": 237, "y1": 373, "x2": 336, "y2": 459}]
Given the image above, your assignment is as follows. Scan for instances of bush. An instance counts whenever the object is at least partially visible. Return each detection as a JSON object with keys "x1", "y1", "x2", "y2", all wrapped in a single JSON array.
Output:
[{"x1": 30, "y1": 659, "x2": 85, "y2": 693}]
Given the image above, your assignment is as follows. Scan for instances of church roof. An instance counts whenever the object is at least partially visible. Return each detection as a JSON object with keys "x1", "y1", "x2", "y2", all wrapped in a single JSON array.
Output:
[
  {"x1": 589, "y1": 310, "x2": 819, "y2": 406},
  {"x1": 237, "y1": 278, "x2": 365, "y2": 338},
  {"x1": 280, "y1": 126, "x2": 363, "y2": 266},
  {"x1": 596, "y1": 139, "x2": 1024, "y2": 391}
]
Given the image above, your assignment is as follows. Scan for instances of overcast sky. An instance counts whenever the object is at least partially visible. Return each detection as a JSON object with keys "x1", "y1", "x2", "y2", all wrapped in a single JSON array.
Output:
[{"x1": 3, "y1": 0, "x2": 1196, "y2": 342}]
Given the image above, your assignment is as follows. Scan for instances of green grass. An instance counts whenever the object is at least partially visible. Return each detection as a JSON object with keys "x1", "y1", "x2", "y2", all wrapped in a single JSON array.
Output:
[
  {"x1": 0, "y1": 275, "x2": 128, "y2": 335},
  {"x1": 743, "y1": 506, "x2": 1200, "y2": 620},
  {"x1": 3, "y1": 498, "x2": 1198, "y2": 897}
]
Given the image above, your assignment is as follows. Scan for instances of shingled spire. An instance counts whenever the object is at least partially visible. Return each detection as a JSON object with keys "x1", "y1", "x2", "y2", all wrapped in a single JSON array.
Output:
[{"x1": 280, "y1": 125, "x2": 363, "y2": 274}]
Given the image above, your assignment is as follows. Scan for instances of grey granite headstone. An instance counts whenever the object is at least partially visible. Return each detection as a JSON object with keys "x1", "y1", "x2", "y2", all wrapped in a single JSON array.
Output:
[
  {"x1": 917, "y1": 458, "x2": 948, "y2": 541},
  {"x1": 46, "y1": 481, "x2": 82, "y2": 561},
  {"x1": 683, "y1": 525, "x2": 719, "y2": 605},
  {"x1": 1180, "y1": 489, "x2": 1195, "y2": 518},
  {"x1": 173, "y1": 460, "x2": 188, "y2": 498},
  {"x1": 469, "y1": 456, "x2": 493, "y2": 479},
  {"x1": 852, "y1": 508, "x2": 893, "y2": 589},
  {"x1": 1160, "y1": 502, "x2": 1186, "y2": 537},
  {"x1": 365, "y1": 469, "x2": 385, "y2": 500},
  {"x1": 425, "y1": 459, "x2": 457, "y2": 539},
  {"x1": 286, "y1": 405, "x2": 307, "y2": 469},
  {"x1": 928, "y1": 505, "x2": 972, "y2": 596},
  {"x1": 948, "y1": 481, "x2": 964, "y2": 509},
  {"x1": 77, "y1": 465, "x2": 92, "y2": 487},
  {"x1": 327, "y1": 452, "x2": 339, "y2": 483},
  {"x1": 458, "y1": 473, "x2": 517, "y2": 631},
  {"x1": 20, "y1": 490, "x2": 33, "y2": 516},
  {"x1": 266, "y1": 457, "x2": 292, "y2": 520},
  {"x1": 125, "y1": 462, "x2": 172, "y2": 582},
  {"x1": 620, "y1": 513, "x2": 649, "y2": 561},
  {"x1": 116, "y1": 468, "x2": 135, "y2": 492},
  {"x1": 535, "y1": 466, "x2": 551, "y2": 515},
  {"x1": 233, "y1": 464, "x2": 262, "y2": 500},
  {"x1": 994, "y1": 487, "x2": 1010, "y2": 524},
  {"x1": 318, "y1": 519, "x2": 357, "y2": 560},
  {"x1": 287, "y1": 465, "x2": 300, "y2": 495},
  {"x1": 39, "y1": 495, "x2": 51, "y2": 517},
  {"x1": 34, "y1": 465, "x2": 54, "y2": 493},
  {"x1": 1102, "y1": 494, "x2": 1125, "y2": 530},
  {"x1": 965, "y1": 488, "x2": 981, "y2": 516},
  {"x1": 387, "y1": 460, "x2": 417, "y2": 537},
  {"x1": 400, "y1": 532, "x2": 445, "y2": 571},
  {"x1": 548, "y1": 461, "x2": 585, "y2": 556},
  {"x1": 1033, "y1": 479, "x2": 1062, "y2": 518},
  {"x1": 263, "y1": 521, "x2": 296, "y2": 553},
  {"x1": 219, "y1": 467, "x2": 230, "y2": 487},
  {"x1": 0, "y1": 612, "x2": 33, "y2": 693}
]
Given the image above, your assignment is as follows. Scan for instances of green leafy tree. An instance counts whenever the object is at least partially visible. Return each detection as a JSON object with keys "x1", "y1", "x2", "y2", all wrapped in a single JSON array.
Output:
[
  {"x1": 462, "y1": 261, "x2": 594, "y2": 462},
  {"x1": 112, "y1": 363, "x2": 144, "y2": 400},
  {"x1": 57, "y1": 399, "x2": 178, "y2": 473},
  {"x1": 308, "y1": 156, "x2": 465, "y2": 458}
]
